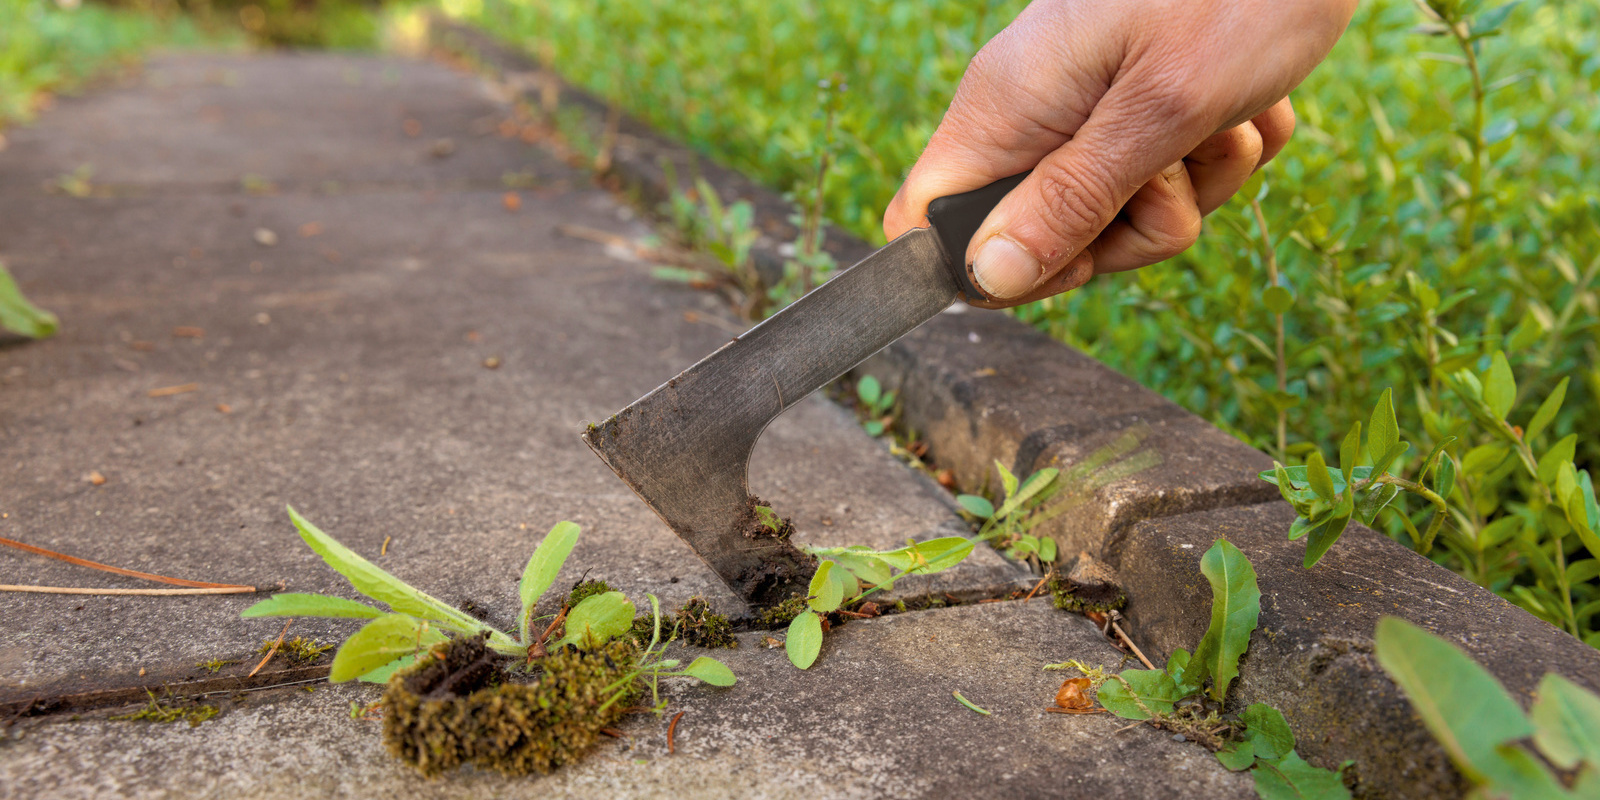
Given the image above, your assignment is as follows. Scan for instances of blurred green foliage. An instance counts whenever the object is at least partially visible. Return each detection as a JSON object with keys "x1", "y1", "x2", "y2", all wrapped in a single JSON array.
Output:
[
  {"x1": 184, "y1": 0, "x2": 381, "y2": 49},
  {"x1": 0, "y1": 0, "x2": 217, "y2": 128},
  {"x1": 452, "y1": 0, "x2": 1600, "y2": 641}
]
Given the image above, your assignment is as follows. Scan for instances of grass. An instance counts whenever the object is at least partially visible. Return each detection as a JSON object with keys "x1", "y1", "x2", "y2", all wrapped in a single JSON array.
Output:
[
  {"x1": 445, "y1": 0, "x2": 1600, "y2": 642},
  {"x1": 0, "y1": 0, "x2": 226, "y2": 131}
]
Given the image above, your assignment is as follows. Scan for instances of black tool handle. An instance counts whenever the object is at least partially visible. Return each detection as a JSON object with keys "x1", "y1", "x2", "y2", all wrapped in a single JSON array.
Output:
[{"x1": 926, "y1": 171, "x2": 1031, "y2": 303}]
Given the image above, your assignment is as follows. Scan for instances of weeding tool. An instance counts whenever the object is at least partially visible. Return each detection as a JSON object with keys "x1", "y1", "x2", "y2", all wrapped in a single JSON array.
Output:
[{"x1": 583, "y1": 173, "x2": 1027, "y2": 606}]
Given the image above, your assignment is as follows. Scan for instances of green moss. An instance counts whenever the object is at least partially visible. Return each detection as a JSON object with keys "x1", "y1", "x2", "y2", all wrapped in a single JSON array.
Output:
[
  {"x1": 383, "y1": 634, "x2": 636, "y2": 777},
  {"x1": 196, "y1": 658, "x2": 237, "y2": 674},
  {"x1": 111, "y1": 691, "x2": 218, "y2": 727},
  {"x1": 754, "y1": 597, "x2": 808, "y2": 628},
  {"x1": 566, "y1": 578, "x2": 614, "y2": 608},
  {"x1": 626, "y1": 613, "x2": 660, "y2": 648},
  {"x1": 674, "y1": 596, "x2": 737, "y2": 648},
  {"x1": 1048, "y1": 574, "x2": 1126, "y2": 613},
  {"x1": 258, "y1": 636, "x2": 334, "y2": 664}
]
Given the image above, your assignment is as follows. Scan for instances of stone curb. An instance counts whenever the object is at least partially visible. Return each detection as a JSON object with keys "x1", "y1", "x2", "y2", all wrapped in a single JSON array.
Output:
[{"x1": 427, "y1": 20, "x2": 1600, "y2": 799}]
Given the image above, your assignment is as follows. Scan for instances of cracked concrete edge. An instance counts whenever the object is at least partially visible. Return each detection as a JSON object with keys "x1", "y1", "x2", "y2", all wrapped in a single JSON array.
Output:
[{"x1": 1110, "y1": 502, "x2": 1600, "y2": 800}]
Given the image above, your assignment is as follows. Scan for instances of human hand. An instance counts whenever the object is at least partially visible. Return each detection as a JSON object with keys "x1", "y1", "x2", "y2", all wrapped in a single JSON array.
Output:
[{"x1": 884, "y1": 0, "x2": 1357, "y2": 307}]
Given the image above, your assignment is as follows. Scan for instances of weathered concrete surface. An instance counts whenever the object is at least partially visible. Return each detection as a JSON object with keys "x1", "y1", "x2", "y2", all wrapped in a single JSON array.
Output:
[
  {"x1": 0, "y1": 602, "x2": 1253, "y2": 800},
  {"x1": 1111, "y1": 502, "x2": 1600, "y2": 799},
  {"x1": 0, "y1": 53, "x2": 1021, "y2": 711}
]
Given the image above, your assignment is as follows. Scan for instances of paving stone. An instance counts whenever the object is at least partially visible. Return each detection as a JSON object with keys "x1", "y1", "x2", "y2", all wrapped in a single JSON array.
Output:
[
  {"x1": 0, "y1": 602, "x2": 1252, "y2": 800},
  {"x1": 0, "y1": 53, "x2": 1019, "y2": 712},
  {"x1": 1111, "y1": 502, "x2": 1600, "y2": 799}
]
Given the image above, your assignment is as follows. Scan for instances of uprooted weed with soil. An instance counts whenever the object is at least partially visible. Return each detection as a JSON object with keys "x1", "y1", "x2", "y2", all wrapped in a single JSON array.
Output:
[{"x1": 242, "y1": 508, "x2": 734, "y2": 776}]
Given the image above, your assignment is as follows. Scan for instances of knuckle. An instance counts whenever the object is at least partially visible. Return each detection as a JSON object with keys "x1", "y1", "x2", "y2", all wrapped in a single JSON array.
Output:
[
  {"x1": 1148, "y1": 209, "x2": 1202, "y2": 260},
  {"x1": 1031, "y1": 160, "x2": 1119, "y2": 249}
]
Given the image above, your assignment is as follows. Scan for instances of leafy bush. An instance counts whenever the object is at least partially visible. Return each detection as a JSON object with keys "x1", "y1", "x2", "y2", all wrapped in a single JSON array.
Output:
[{"x1": 452, "y1": 0, "x2": 1599, "y2": 643}]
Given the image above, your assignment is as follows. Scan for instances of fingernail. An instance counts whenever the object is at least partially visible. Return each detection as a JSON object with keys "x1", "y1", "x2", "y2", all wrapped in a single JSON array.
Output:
[{"x1": 972, "y1": 236, "x2": 1043, "y2": 300}]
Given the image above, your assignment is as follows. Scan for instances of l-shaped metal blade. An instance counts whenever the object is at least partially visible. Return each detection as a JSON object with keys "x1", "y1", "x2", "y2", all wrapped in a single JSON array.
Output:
[{"x1": 582, "y1": 227, "x2": 957, "y2": 606}]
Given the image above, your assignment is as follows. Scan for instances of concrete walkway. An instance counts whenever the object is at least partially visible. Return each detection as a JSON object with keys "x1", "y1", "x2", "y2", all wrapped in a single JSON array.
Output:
[{"x1": 0, "y1": 53, "x2": 1246, "y2": 797}]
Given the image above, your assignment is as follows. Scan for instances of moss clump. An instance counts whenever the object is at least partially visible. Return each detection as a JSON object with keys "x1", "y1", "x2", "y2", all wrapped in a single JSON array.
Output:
[
  {"x1": 673, "y1": 596, "x2": 736, "y2": 648},
  {"x1": 1050, "y1": 552, "x2": 1126, "y2": 613},
  {"x1": 258, "y1": 636, "x2": 334, "y2": 664},
  {"x1": 383, "y1": 634, "x2": 636, "y2": 777},
  {"x1": 626, "y1": 613, "x2": 661, "y2": 648},
  {"x1": 566, "y1": 578, "x2": 614, "y2": 608},
  {"x1": 111, "y1": 692, "x2": 218, "y2": 727},
  {"x1": 754, "y1": 596, "x2": 808, "y2": 628}
]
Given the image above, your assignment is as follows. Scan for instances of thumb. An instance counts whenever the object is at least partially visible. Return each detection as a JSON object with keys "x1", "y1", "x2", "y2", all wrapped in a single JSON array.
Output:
[{"x1": 966, "y1": 88, "x2": 1208, "y2": 301}]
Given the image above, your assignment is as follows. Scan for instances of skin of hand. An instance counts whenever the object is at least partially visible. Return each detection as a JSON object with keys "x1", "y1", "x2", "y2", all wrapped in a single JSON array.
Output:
[{"x1": 883, "y1": 0, "x2": 1359, "y2": 308}]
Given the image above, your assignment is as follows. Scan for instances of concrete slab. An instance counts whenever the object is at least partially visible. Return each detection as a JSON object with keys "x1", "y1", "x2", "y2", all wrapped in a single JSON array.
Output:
[
  {"x1": 0, "y1": 602, "x2": 1252, "y2": 799},
  {"x1": 0, "y1": 53, "x2": 1019, "y2": 709}
]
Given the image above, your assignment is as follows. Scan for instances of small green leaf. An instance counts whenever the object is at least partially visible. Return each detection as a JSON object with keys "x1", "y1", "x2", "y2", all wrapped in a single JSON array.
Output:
[
  {"x1": 520, "y1": 521, "x2": 580, "y2": 615},
  {"x1": 1304, "y1": 512, "x2": 1352, "y2": 568},
  {"x1": 956, "y1": 494, "x2": 995, "y2": 519},
  {"x1": 996, "y1": 460, "x2": 1019, "y2": 500},
  {"x1": 330, "y1": 614, "x2": 446, "y2": 683},
  {"x1": 1262, "y1": 285, "x2": 1294, "y2": 315},
  {"x1": 1038, "y1": 536, "x2": 1058, "y2": 563},
  {"x1": 1370, "y1": 442, "x2": 1411, "y2": 479},
  {"x1": 836, "y1": 566, "x2": 860, "y2": 600},
  {"x1": 1581, "y1": 471, "x2": 1599, "y2": 532},
  {"x1": 1374, "y1": 617, "x2": 1534, "y2": 784},
  {"x1": 1241, "y1": 704, "x2": 1296, "y2": 760},
  {"x1": 808, "y1": 560, "x2": 842, "y2": 612},
  {"x1": 856, "y1": 375, "x2": 881, "y2": 407},
  {"x1": 1369, "y1": 389, "x2": 1399, "y2": 466},
  {"x1": 1538, "y1": 435, "x2": 1578, "y2": 485},
  {"x1": 997, "y1": 468, "x2": 1059, "y2": 518},
  {"x1": 1355, "y1": 483, "x2": 1401, "y2": 525},
  {"x1": 1339, "y1": 423, "x2": 1361, "y2": 487},
  {"x1": 1463, "y1": 442, "x2": 1511, "y2": 474},
  {"x1": 1251, "y1": 752, "x2": 1352, "y2": 800},
  {"x1": 1478, "y1": 516, "x2": 1523, "y2": 548},
  {"x1": 286, "y1": 507, "x2": 489, "y2": 637},
  {"x1": 1484, "y1": 352, "x2": 1516, "y2": 421},
  {"x1": 952, "y1": 689, "x2": 991, "y2": 715},
  {"x1": 1216, "y1": 739, "x2": 1257, "y2": 771},
  {"x1": 555, "y1": 591, "x2": 636, "y2": 650},
  {"x1": 1433, "y1": 454, "x2": 1457, "y2": 502},
  {"x1": 1305, "y1": 451, "x2": 1337, "y2": 503},
  {"x1": 356, "y1": 653, "x2": 416, "y2": 684},
  {"x1": 1165, "y1": 648, "x2": 1192, "y2": 691},
  {"x1": 1524, "y1": 377, "x2": 1569, "y2": 444},
  {"x1": 1261, "y1": 466, "x2": 1372, "y2": 495},
  {"x1": 1189, "y1": 539, "x2": 1262, "y2": 701},
  {"x1": 241, "y1": 593, "x2": 385, "y2": 620},
  {"x1": 0, "y1": 262, "x2": 59, "y2": 339},
  {"x1": 1098, "y1": 669, "x2": 1185, "y2": 720},
  {"x1": 1531, "y1": 673, "x2": 1600, "y2": 772},
  {"x1": 863, "y1": 420, "x2": 885, "y2": 437},
  {"x1": 682, "y1": 656, "x2": 737, "y2": 687},
  {"x1": 913, "y1": 537, "x2": 976, "y2": 574},
  {"x1": 786, "y1": 610, "x2": 823, "y2": 669},
  {"x1": 829, "y1": 552, "x2": 893, "y2": 586}
]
